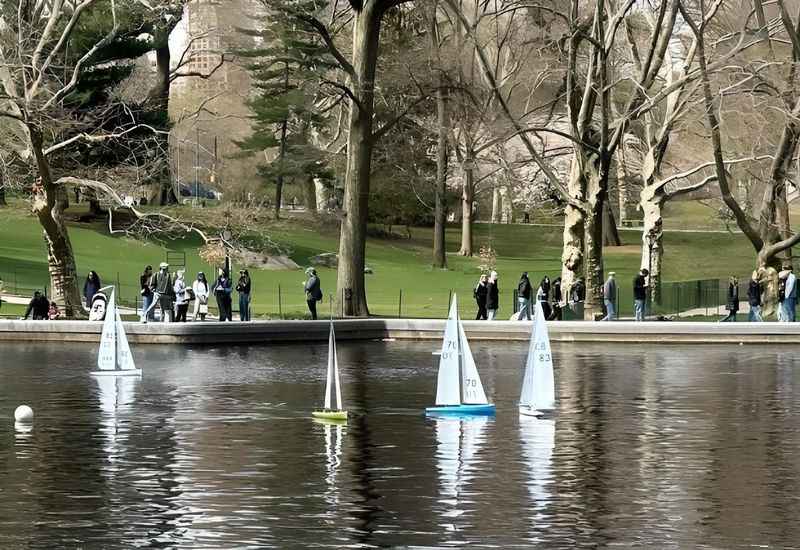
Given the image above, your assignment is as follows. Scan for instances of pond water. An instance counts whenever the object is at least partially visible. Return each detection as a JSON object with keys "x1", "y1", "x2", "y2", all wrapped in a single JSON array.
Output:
[{"x1": 1, "y1": 340, "x2": 800, "y2": 549}]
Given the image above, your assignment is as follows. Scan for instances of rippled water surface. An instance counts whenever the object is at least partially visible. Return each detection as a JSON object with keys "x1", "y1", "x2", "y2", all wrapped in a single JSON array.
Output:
[{"x1": 2, "y1": 340, "x2": 800, "y2": 548}]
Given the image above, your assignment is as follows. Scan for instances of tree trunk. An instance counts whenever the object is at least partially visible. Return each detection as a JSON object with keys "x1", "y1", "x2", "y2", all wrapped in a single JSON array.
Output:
[
  {"x1": 29, "y1": 129, "x2": 83, "y2": 318},
  {"x1": 458, "y1": 162, "x2": 474, "y2": 256},
  {"x1": 0, "y1": 175, "x2": 6, "y2": 206},
  {"x1": 303, "y1": 176, "x2": 317, "y2": 214},
  {"x1": 640, "y1": 194, "x2": 664, "y2": 305},
  {"x1": 147, "y1": 44, "x2": 171, "y2": 109},
  {"x1": 491, "y1": 187, "x2": 501, "y2": 223},
  {"x1": 336, "y1": 3, "x2": 383, "y2": 317},
  {"x1": 500, "y1": 186, "x2": 513, "y2": 223},
  {"x1": 561, "y1": 160, "x2": 585, "y2": 298},
  {"x1": 583, "y1": 163, "x2": 606, "y2": 320},
  {"x1": 275, "y1": 118, "x2": 288, "y2": 220},
  {"x1": 314, "y1": 177, "x2": 330, "y2": 211},
  {"x1": 602, "y1": 202, "x2": 622, "y2": 246},
  {"x1": 432, "y1": 69, "x2": 448, "y2": 269}
]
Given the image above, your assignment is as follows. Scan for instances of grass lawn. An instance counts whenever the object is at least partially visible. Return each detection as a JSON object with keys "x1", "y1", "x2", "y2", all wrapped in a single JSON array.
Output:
[{"x1": 0, "y1": 198, "x2": 763, "y2": 319}]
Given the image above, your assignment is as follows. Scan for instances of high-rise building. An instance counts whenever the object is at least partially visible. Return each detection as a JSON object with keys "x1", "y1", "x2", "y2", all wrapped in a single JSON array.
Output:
[{"x1": 169, "y1": 0, "x2": 261, "y2": 201}]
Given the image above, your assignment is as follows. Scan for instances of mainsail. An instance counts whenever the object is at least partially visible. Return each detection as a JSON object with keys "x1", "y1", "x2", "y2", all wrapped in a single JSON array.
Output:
[
  {"x1": 458, "y1": 321, "x2": 488, "y2": 405},
  {"x1": 324, "y1": 323, "x2": 343, "y2": 410},
  {"x1": 519, "y1": 301, "x2": 555, "y2": 411},
  {"x1": 435, "y1": 297, "x2": 462, "y2": 406},
  {"x1": 96, "y1": 290, "x2": 118, "y2": 371}
]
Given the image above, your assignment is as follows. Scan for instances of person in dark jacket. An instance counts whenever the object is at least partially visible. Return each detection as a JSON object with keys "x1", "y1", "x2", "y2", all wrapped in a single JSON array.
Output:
[
  {"x1": 537, "y1": 276, "x2": 552, "y2": 319},
  {"x1": 236, "y1": 269, "x2": 252, "y2": 321},
  {"x1": 150, "y1": 262, "x2": 174, "y2": 322},
  {"x1": 83, "y1": 271, "x2": 101, "y2": 307},
  {"x1": 140, "y1": 265, "x2": 154, "y2": 322},
  {"x1": 23, "y1": 291, "x2": 50, "y2": 320},
  {"x1": 212, "y1": 269, "x2": 233, "y2": 321},
  {"x1": 517, "y1": 272, "x2": 532, "y2": 320},
  {"x1": 601, "y1": 272, "x2": 617, "y2": 321},
  {"x1": 633, "y1": 269, "x2": 648, "y2": 321},
  {"x1": 304, "y1": 268, "x2": 322, "y2": 320},
  {"x1": 720, "y1": 276, "x2": 739, "y2": 322},
  {"x1": 548, "y1": 277, "x2": 562, "y2": 320},
  {"x1": 570, "y1": 277, "x2": 586, "y2": 319},
  {"x1": 486, "y1": 271, "x2": 499, "y2": 320},
  {"x1": 747, "y1": 270, "x2": 763, "y2": 322},
  {"x1": 474, "y1": 274, "x2": 488, "y2": 320}
]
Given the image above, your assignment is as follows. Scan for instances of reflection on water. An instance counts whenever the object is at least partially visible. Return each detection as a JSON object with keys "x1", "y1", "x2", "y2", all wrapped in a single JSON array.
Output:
[{"x1": 3, "y1": 341, "x2": 800, "y2": 547}]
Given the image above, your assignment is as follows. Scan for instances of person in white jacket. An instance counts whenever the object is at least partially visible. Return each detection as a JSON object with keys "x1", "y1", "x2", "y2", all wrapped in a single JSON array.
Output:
[{"x1": 192, "y1": 272, "x2": 210, "y2": 321}]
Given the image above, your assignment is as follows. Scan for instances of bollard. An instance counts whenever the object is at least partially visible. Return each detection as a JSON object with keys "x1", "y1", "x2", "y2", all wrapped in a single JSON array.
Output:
[
  {"x1": 278, "y1": 284, "x2": 282, "y2": 319},
  {"x1": 398, "y1": 289, "x2": 403, "y2": 319}
]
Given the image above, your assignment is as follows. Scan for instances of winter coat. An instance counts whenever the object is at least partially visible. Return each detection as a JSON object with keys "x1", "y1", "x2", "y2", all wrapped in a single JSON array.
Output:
[
  {"x1": 747, "y1": 280, "x2": 761, "y2": 307},
  {"x1": 140, "y1": 274, "x2": 153, "y2": 297},
  {"x1": 305, "y1": 275, "x2": 322, "y2": 301},
  {"x1": 152, "y1": 270, "x2": 173, "y2": 295},
  {"x1": 603, "y1": 278, "x2": 617, "y2": 302},
  {"x1": 213, "y1": 276, "x2": 232, "y2": 297},
  {"x1": 571, "y1": 280, "x2": 585, "y2": 303},
  {"x1": 473, "y1": 282, "x2": 488, "y2": 306},
  {"x1": 517, "y1": 276, "x2": 532, "y2": 300},
  {"x1": 83, "y1": 278, "x2": 100, "y2": 302},
  {"x1": 552, "y1": 279, "x2": 562, "y2": 303},
  {"x1": 486, "y1": 281, "x2": 499, "y2": 310},
  {"x1": 193, "y1": 280, "x2": 209, "y2": 304},
  {"x1": 633, "y1": 275, "x2": 647, "y2": 301},
  {"x1": 174, "y1": 278, "x2": 188, "y2": 305},
  {"x1": 236, "y1": 275, "x2": 251, "y2": 294},
  {"x1": 24, "y1": 295, "x2": 50, "y2": 320},
  {"x1": 726, "y1": 282, "x2": 739, "y2": 312}
]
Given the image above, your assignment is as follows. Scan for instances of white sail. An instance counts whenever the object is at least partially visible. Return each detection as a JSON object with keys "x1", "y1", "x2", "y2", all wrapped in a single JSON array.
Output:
[
  {"x1": 96, "y1": 290, "x2": 117, "y2": 371},
  {"x1": 324, "y1": 325, "x2": 335, "y2": 409},
  {"x1": 520, "y1": 301, "x2": 555, "y2": 411},
  {"x1": 435, "y1": 296, "x2": 462, "y2": 406},
  {"x1": 332, "y1": 330, "x2": 343, "y2": 410},
  {"x1": 457, "y1": 320, "x2": 488, "y2": 405},
  {"x1": 115, "y1": 309, "x2": 137, "y2": 371}
]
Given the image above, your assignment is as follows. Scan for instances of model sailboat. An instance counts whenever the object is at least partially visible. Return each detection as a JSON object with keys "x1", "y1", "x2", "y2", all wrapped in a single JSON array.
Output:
[
  {"x1": 313, "y1": 322, "x2": 348, "y2": 421},
  {"x1": 92, "y1": 289, "x2": 142, "y2": 377},
  {"x1": 426, "y1": 295, "x2": 495, "y2": 416},
  {"x1": 519, "y1": 300, "x2": 555, "y2": 417}
]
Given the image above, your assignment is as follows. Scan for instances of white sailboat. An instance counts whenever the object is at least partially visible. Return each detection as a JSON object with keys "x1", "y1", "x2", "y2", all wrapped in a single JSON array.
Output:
[
  {"x1": 427, "y1": 295, "x2": 495, "y2": 416},
  {"x1": 519, "y1": 300, "x2": 555, "y2": 417},
  {"x1": 313, "y1": 322, "x2": 347, "y2": 421},
  {"x1": 91, "y1": 289, "x2": 142, "y2": 377}
]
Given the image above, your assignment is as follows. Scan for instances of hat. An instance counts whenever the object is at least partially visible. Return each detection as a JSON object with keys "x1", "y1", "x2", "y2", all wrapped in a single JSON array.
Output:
[
  {"x1": 609, "y1": 271, "x2": 616, "y2": 276},
  {"x1": 159, "y1": 262, "x2": 168, "y2": 269}
]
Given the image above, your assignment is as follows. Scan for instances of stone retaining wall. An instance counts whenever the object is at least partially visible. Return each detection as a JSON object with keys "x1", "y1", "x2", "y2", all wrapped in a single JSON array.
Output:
[{"x1": 1, "y1": 319, "x2": 800, "y2": 345}]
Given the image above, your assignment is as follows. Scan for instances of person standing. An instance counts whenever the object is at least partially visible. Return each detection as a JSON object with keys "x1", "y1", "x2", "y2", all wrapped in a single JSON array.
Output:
[
  {"x1": 537, "y1": 276, "x2": 552, "y2": 319},
  {"x1": 236, "y1": 269, "x2": 252, "y2": 321},
  {"x1": 173, "y1": 270, "x2": 189, "y2": 322},
  {"x1": 22, "y1": 291, "x2": 50, "y2": 320},
  {"x1": 747, "y1": 270, "x2": 763, "y2": 322},
  {"x1": 517, "y1": 272, "x2": 532, "y2": 320},
  {"x1": 473, "y1": 274, "x2": 488, "y2": 320},
  {"x1": 784, "y1": 265, "x2": 797, "y2": 322},
  {"x1": 720, "y1": 276, "x2": 739, "y2": 322},
  {"x1": 602, "y1": 272, "x2": 617, "y2": 321},
  {"x1": 83, "y1": 271, "x2": 101, "y2": 307},
  {"x1": 151, "y1": 262, "x2": 174, "y2": 322},
  {"x1": 140, "y1": 265, "x2": 154, "y2": 322},
  {"x1": 634, "y1": 269, "x2": 648, "y2": 321},
  {"x1": 549, "y1": 277, "x2": 562, "y2": 320},
  {"x1": 304, "y1": 268, "x2": 322, "y2": 320},
  {"x1": 213, "y1": 269, "x2": 233, "y2": 321},
  {"x1": 486, "y1": 271, "x2": 499, "y2": 320},
  {"x1": 570, "y1": 277, "x2": 586, "y2": 319},
  {"x1": 192, "y1": 272, "x2": 210, "y2": 321}
]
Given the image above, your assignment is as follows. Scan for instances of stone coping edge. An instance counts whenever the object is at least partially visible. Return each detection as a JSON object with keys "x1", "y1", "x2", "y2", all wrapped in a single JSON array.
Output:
[{"x1": 1, "y1": 319, "x2": 799, "y2": 345}]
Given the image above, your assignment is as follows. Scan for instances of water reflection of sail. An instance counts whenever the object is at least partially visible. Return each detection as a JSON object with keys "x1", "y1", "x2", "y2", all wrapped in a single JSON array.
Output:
[
  {"x1": 321, "y1": 422, "x2": 345, "y2": 508},
  {"x1": 434, "y1": 416, "x2": 489, "y2": 530},
  {"x1": 95, "y1": 375, "x2": 138, "y2": 465},
  {"x1": 519, "y1": 416, "x2": 555, "y2": 524}
]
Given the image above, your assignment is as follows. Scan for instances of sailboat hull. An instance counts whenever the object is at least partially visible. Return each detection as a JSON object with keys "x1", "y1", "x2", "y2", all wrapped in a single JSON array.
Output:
[
  {"x1": 91, "y1": 369, "x2": 142, "y2": 377},
  {"x1": 518, "y1": 405, "x2": 554, "y2": 418},
  {"x1": 426, "y1": 403, "x2": 496, "y2": 416},
  {"x1": 312, "y1": 410, "x2": 348, "y2": 421}
]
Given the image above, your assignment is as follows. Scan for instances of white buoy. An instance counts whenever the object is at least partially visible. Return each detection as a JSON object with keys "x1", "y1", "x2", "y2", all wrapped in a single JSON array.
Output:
[{"x1": 14, "y1": 405, "x2": 34, "y2": 423}]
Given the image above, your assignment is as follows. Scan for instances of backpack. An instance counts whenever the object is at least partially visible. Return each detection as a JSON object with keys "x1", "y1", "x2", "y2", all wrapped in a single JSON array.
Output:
[{"x1": 779, "y1": 278, "x2": 787, "y2": 301}]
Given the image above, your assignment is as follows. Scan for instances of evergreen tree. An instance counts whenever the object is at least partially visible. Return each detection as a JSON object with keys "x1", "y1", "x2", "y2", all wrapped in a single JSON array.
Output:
[{"x1": 236, "y1": 0, "x2": 335, "y2": 219}]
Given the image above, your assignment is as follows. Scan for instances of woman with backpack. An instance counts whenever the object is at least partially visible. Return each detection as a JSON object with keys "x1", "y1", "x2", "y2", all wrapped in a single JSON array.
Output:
[
  {"x1": 517, "y1": 272, "x2": 532, "y2": 320},
  {"x1": 486, "y1": 271, "x2": 499, "y2": 320},
  {"x1": 473, "y1": 274, "x2": 488, "y2": 320},
  {"x1": 304, "y1": 268, "x2": 323, "y2": 320}
]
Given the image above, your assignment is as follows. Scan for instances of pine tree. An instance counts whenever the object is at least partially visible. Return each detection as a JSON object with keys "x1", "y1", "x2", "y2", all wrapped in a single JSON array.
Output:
[{"x1": 236, "y1": 0, "x2": 335, "y2": 219}]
